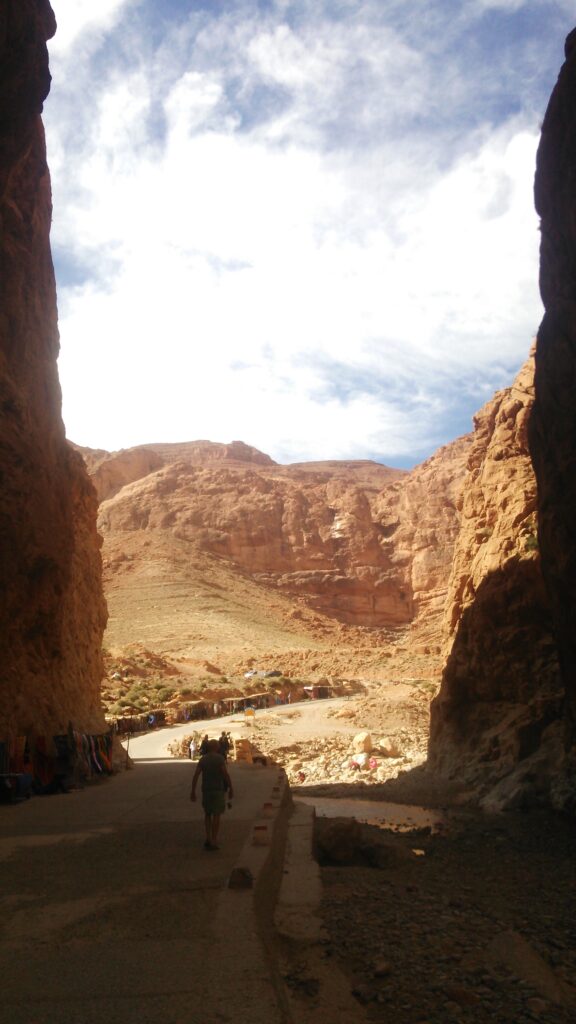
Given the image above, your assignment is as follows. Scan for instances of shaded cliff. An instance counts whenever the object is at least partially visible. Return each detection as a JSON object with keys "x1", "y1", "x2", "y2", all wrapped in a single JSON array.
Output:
[
  {"x1": 530, "y1": 28, "x2": 576, "y2": 798},
  {"x1": 429, "y1": 355, "x2": 567, "y2": 808},
  {"x1": 0, "y1": 2, "x2": 107, "y2": 738}
]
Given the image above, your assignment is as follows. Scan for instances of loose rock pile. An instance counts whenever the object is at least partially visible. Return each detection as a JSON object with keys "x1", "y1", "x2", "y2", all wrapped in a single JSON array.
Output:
[
  {"x1": 266, "y1": 729, "x2": 426, "y2": 786},
  {"x1": 259, "y1": 688, "x2": 432, "y2": 787}
]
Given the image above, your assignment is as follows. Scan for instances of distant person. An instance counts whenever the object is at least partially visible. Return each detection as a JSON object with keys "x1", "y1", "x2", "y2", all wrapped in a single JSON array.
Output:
[
  {"x1": 189, "y1": 738, "x2": 197, "y2": 760},
  {"x1": 199, "y1": 734, "x2": 210, "y2": 756},
  {"x1": 218, "y1": 731, "x2": 230, "y2": 760},
  {"x1": 190, "y1": 739, "x2": 233, "y2": 851}
]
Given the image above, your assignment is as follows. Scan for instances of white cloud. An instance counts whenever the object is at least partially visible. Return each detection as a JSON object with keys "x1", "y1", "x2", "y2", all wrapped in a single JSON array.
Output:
[
  {"x1": 48, "y1": 0, "x2": 136, "y2": 56},
  {"x1": 45, "y1": 0, "x2": 553, "y2": 465}
]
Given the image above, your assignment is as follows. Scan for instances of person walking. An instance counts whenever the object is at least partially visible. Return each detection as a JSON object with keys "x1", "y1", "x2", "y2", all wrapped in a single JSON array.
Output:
[
  {"x1": 218, "y1": 731, "x2": 230, "y2": 760},
  {"x1": 190, "y1": 739, "x2": 233, "y2": 851},
  {"x1": 189, "y1": 737, "x2": 197, "y2": 760}
]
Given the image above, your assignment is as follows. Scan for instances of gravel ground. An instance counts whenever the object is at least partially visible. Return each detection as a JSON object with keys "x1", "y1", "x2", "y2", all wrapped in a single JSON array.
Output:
[{"x1": 316, "y1": 807, "x2": 576, "y2": 1023}]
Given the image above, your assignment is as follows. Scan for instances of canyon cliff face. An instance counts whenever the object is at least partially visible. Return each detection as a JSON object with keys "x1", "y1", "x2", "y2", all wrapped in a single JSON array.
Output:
[
  {"x1": 373, "y1": 435, "x2": 472, "y2": 653},
  {"x1": 530, "y1": 28, "x2": 576, "y2": 797},
  {"x1": 428, "y1": 31, "x2": 576, "y2": 811},
  {"x1": 429, "y1": 355, "x2": 567, "y2": 808},
  {"x1": 84, "y1": 439, "x2": 470, "y2": 647},
  {"x1": 0, "y1": 2, "x2": 107, "y2": 739}
]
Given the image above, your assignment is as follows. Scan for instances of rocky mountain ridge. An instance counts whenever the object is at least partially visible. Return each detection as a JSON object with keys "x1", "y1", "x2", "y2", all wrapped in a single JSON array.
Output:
[{"x1": 79, "y1": 436, "x2": 470, "y2": 647}]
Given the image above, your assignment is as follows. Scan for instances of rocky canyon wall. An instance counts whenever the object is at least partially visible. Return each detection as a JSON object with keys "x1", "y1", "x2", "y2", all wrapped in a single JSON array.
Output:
[
  {"x1": 372, "y1": 434, "x2": 472, "y2": 653},
  {"x1": 88, "y1": 439, "x2": 470, "y2": 641},
  {"x1": 0, "y1": 2, "x2": 107, "y2": 739},
  {"x1": 429, "y1": 355, "x2": 568, "y2": 808},
  {"x1": 429, "y1": 31, "x2": 576, "y2": 811},
  {"x1": 530, "y1": 29, "x2": 576, "y2": 781}
]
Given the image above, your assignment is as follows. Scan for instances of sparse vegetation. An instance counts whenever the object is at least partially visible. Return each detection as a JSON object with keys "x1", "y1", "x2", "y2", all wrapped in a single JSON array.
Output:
[{"x1": 156, "y1": 685, "x2": 174, "y2": 702}]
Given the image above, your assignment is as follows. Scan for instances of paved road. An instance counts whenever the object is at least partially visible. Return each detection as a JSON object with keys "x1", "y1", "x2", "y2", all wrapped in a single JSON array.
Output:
[{"x1": 0, "y1": 759, "x2": 289, "y2": 1024}]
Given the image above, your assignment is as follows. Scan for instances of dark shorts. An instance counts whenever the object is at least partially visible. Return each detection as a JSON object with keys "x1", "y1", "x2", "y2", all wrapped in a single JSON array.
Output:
[{"x1": 202, "y1": 790, "x2": 226, "y2": 816}]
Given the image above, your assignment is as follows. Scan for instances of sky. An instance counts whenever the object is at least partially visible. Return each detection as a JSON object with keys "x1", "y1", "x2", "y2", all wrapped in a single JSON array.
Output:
[{"x1": 44, "y1": 0, "x2": 575, "y2": 468}]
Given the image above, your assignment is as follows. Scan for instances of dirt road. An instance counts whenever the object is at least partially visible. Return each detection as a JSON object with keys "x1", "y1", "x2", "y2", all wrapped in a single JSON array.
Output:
[{"x1": 127, "y1": 696, "x2": 357, "y2": 760}]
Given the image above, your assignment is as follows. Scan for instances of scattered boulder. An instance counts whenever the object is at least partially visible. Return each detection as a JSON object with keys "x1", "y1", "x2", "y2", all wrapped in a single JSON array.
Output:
[
  {"x1": 378, "y1": 735, "x2": 403, "y2": 758},
  {"x1": 315, "y1": 818, "x2": 362, "y2": 864},
  {"x1": 352, "y1": 731, "x2": 373, "y2": 753}
]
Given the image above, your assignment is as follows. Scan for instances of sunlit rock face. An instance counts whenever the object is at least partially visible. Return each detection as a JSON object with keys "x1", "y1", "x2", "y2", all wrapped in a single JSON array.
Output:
[
  {"x1": 429, "y1": 355, "x2": 569, "y2": 809},
  {"x1": 90, "y1": 443, "x2": 412, "y2": 628},
  {"x1": 373, "y1": 434, "x2": 472, "y2": 653},
  {"x1": 0, "y1": 1, "x2": 107, "y2": 738},
  {"x1": 530, "y1": 28, "x2": 576, "y2": 798},
  {"x1": 83, "y1": 439, "x2": 469, "y2": 643}
]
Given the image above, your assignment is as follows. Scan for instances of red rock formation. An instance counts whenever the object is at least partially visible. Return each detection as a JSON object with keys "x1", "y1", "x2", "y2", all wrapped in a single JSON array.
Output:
[
  {"x1": 82, "y1": 437, "x2": 470, "y2": 654},
  {"x1": 96, "y1": 454, "x2": 410, "y2": 626},
  {"x1": 429, "y1": 355, "x2": 565, "y2": 808},
  {"x1": 75, "y1": 439, "x2": 276, "y2": 503},
  {"x1": 530, "y1": 28, "x2": 576, "y2": 802},
  {"x1": 0, "y1": 2, "x2": 107, "y2": 739},
  {"x1": 74, "y1": 444, "x2": 165, "y2": 503},
  {"x1": 373, "y1": 435, "x2": 472, "y2": 652}
]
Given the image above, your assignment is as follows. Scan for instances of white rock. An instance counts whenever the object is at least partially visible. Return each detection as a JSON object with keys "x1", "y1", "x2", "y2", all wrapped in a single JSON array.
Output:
[{"x1": 378, "y1": 735, "x2": 403, "y2": 758}]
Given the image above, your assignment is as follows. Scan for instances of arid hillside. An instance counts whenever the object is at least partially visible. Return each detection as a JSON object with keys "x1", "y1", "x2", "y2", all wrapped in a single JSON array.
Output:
[{"x1": 77, "y1": 438, "x2": 470, "y2": 687}]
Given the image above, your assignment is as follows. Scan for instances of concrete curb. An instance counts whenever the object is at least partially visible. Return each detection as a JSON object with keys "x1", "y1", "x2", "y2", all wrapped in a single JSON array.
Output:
[
  {"x1": 275, "y1": 801, "x2": 325, "y2": 942},
  {"x1": 273, "y1": 798, "x2": 367, "y2": 1024},
  {"x1": 208, "y1": 764, "x2": 293, "y2": 1024},
  {"x1": 225, "y1": 764, "x2": 291, "y2": 894}
]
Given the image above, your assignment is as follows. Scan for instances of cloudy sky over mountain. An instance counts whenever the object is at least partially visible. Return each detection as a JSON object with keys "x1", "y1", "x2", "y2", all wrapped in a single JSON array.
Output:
[{"x1": 45, "y1": 0, "x2": 574, "y2": 466}]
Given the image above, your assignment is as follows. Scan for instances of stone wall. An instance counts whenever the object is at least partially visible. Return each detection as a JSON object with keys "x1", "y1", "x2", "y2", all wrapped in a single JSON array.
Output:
[{"x1": 0, "y1": 1, "x2": 107, "y2": 739}]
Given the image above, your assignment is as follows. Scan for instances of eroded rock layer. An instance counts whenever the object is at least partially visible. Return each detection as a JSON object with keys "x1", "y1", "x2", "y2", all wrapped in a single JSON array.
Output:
[
  {"x1": 0, "y1": 2, "x2": 107, "y2": 738},
  {"x1": 429, "y1": 355, "x2": 567, "y2": 808},
  {"x1": 81, "y1": 439, "x2": 470, "y2": 649}
]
